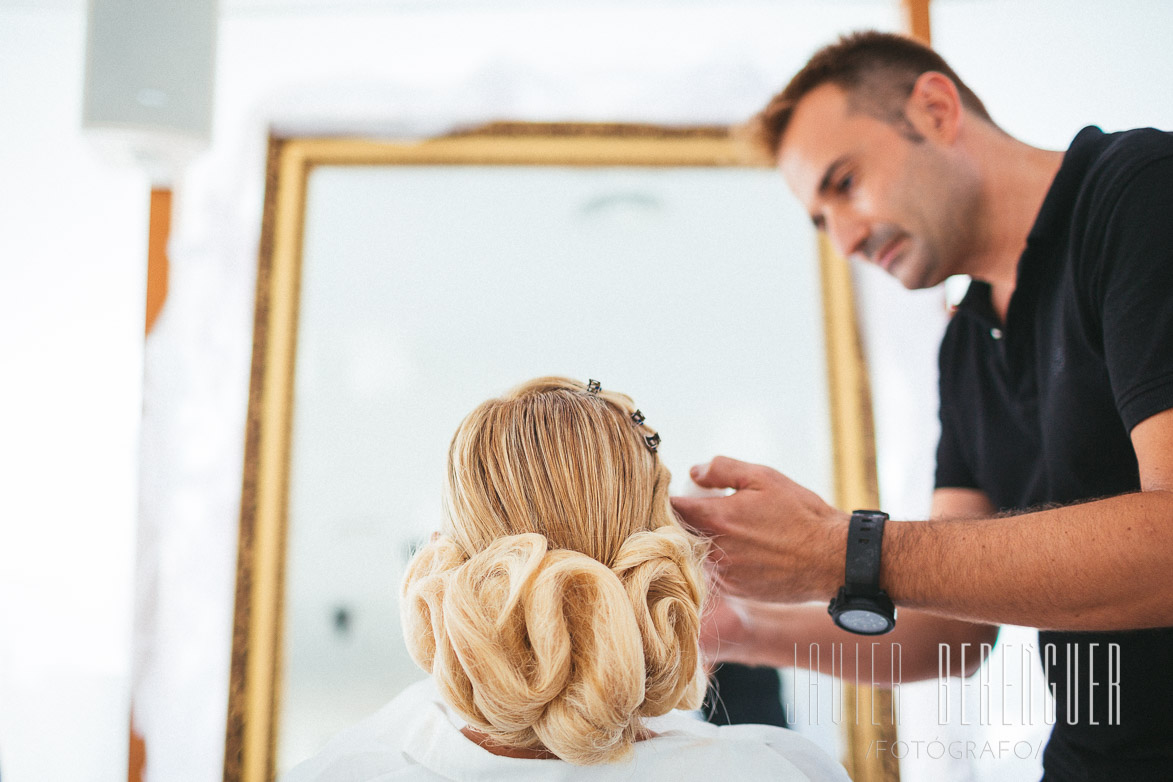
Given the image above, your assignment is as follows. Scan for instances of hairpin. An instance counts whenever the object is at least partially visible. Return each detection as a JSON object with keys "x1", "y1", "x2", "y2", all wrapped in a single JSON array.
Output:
[
  {"x1": 587, "y1": 379, "x2": 601, "y2": 394},
  {"x1": 631, "y1": 409, "x2": 658, "y2": 452}
]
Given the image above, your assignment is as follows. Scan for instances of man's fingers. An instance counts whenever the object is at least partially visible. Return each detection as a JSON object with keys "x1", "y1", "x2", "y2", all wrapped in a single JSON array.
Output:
[
  {"x1": 670, "y1": 495, "x2": 720, "y2": 536},
  {"x1": 689, "y1": 455, "x2": 759, "y2": 490}
]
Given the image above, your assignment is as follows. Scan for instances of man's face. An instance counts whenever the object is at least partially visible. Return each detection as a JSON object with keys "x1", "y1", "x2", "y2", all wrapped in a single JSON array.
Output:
[{"x1": 777, "y1": 83, "x2": 976, "y2": 289}]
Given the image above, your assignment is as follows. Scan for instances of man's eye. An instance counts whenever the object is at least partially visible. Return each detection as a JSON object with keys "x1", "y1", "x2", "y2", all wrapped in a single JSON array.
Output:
[{"x1": 836, "y1": 174, "x2": 854, "y2": 194}]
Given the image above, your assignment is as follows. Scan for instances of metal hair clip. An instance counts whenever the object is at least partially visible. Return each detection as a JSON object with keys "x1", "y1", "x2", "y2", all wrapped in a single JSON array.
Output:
[
  {"x1": 644, "y1": 433, "x2": 661, "y2": 453},
  {"x1": 631, "y1": 409, "x2": 646, "y2": 426},
  {"x1": 587, "y1": 379, "x2": 601, "y2": 394}
]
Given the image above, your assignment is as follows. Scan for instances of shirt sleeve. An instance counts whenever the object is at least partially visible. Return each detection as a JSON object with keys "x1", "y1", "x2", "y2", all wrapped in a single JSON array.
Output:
[
  {"x1": 1087, "y1": 150, "x2": 1173, "y2": 432},
  {"x1": 934, "y1": 324, "x2": 979, "y2": 491}
]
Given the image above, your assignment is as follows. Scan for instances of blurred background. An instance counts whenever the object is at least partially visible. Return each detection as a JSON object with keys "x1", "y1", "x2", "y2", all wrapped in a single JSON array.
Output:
[{"x1": 1, "y1": 1, "x2": 1171, "y2": 780}]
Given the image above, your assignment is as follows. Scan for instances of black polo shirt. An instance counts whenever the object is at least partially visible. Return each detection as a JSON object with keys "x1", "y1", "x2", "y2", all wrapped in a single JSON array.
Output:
[{"x1": 935, "y1": 126, "x2": 1173, "y2": 780}]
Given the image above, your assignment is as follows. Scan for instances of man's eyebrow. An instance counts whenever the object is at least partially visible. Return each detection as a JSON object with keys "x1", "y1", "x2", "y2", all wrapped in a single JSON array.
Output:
[
  {"x1": 817, "y1": 156, "x2": 851, "y2": 196},
  {"x1": 808, "y1": 155, "x2": 850, "y2": 230}
]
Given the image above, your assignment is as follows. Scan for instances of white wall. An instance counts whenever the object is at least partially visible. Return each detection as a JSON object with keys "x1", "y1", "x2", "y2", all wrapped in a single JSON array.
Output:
[{"x1": 0, "y1": 5, "x2": 147, "y2": 782}]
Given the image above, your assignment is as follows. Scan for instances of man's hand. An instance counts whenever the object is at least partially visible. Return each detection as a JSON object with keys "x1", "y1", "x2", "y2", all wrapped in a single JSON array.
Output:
[
  {"x1": 699, "y1": 592, "x2": 753, "y2": 667},
  {"x1": 672, "y1": 456, "x2": 849, "y2": 604}
]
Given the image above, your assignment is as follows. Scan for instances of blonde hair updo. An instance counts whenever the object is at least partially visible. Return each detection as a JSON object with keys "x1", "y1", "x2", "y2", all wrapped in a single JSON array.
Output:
[{"x1": 401, "y1": 377, "x2": 708, "y2": 765}]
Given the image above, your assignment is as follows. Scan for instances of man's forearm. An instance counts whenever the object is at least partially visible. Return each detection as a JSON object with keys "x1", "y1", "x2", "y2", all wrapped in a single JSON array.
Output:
[
  {"x1": 677, "y1": 456, "x2": 1173, "y2": 633},
  {"x1": 881, "y1": 490, "x2": 1173, "y2": 630},
  {"x1": 716, "y1": 601, "x2": 997, "y2": 683}
]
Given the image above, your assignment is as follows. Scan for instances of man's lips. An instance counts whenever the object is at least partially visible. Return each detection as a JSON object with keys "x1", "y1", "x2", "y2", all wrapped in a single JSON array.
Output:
[{"x1": 873, "y1": 235, "x2": 907, "y2": 271}]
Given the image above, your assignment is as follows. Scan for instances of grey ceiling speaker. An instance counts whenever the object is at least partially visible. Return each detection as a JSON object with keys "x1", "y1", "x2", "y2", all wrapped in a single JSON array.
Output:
[{"x1": 83, "y1": 0, "x2": 218, "y2": 184}]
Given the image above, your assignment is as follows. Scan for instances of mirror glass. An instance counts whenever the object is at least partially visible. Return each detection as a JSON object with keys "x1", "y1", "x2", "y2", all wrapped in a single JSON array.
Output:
[{"x1": 273, "y1": 155, "x2": 835, "y2": 774}]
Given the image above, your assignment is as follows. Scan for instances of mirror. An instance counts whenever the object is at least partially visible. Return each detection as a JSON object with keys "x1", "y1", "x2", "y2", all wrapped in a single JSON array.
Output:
[{"x1": 224, "y1": 123, "x2": 889, "y2": 781}]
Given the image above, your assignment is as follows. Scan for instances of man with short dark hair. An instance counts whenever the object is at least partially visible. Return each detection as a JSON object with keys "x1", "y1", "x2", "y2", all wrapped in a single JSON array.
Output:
[{"x1": 673, "y1": 31, "x2": 1173, "y2": 779}]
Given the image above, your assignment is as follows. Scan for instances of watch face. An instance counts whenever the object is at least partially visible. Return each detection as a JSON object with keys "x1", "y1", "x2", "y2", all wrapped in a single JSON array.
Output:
[{"x1": 838, "y1": 608, "x2": 892, "y2": 635}]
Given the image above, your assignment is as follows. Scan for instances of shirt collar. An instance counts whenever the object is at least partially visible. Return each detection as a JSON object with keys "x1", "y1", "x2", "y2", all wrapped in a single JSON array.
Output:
[
  {"x1": 956, "y1": 125, "x2": 1111, "y2": 321},
  {"x1": 1027, "y1": 125, "x2": 1109, "y2": 243}
]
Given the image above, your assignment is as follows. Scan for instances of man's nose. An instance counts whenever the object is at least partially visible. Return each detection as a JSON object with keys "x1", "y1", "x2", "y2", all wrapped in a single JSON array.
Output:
[{"x1": 824, "y1": 210, "x2": 868, "y2": 260}]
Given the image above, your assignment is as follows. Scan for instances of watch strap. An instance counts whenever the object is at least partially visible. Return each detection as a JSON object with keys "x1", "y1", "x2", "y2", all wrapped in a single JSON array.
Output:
[{"x1": 844, "y1": 509, "x2": 887, "y2": 596}]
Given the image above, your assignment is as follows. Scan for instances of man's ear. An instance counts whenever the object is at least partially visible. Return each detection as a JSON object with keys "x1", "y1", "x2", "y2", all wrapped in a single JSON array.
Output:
[{"x1": 907, "y1": 71, "x2": 963, "y2": 143}]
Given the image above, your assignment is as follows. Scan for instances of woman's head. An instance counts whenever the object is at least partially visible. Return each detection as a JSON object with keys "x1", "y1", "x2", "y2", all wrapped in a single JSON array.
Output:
[
  {"x1": 443, "y1": 376, "x2": 674, "y2": 563},
  {"x1": 401, "y1": 377, "x2": 708, "y2": 764}
]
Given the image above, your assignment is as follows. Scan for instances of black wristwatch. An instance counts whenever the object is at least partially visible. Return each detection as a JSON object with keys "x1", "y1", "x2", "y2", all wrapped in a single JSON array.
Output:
[{"x1": 828, "y1": 510, "x2": 896, "y2": 635}]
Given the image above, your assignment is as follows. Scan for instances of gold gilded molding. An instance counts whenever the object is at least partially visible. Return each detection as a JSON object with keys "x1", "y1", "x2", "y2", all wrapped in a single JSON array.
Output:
[
  {"x1": 277, "y1": 124, "x2": 747, "y2": 169},
  {"x1": 819, "y1": 233, "x2": 900, "y2": 782},
  {"x1": 224, "y1": 122, "x2": 889, "y2": 781},
  {"x1": 225, "y1": 135, "x2": 310, "y2": 782}
]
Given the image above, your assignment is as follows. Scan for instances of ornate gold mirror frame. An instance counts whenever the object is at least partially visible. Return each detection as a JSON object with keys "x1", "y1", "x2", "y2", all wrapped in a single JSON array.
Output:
[{"x1": 223, "y1": 122, "x2": 897, "y2": 782}]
